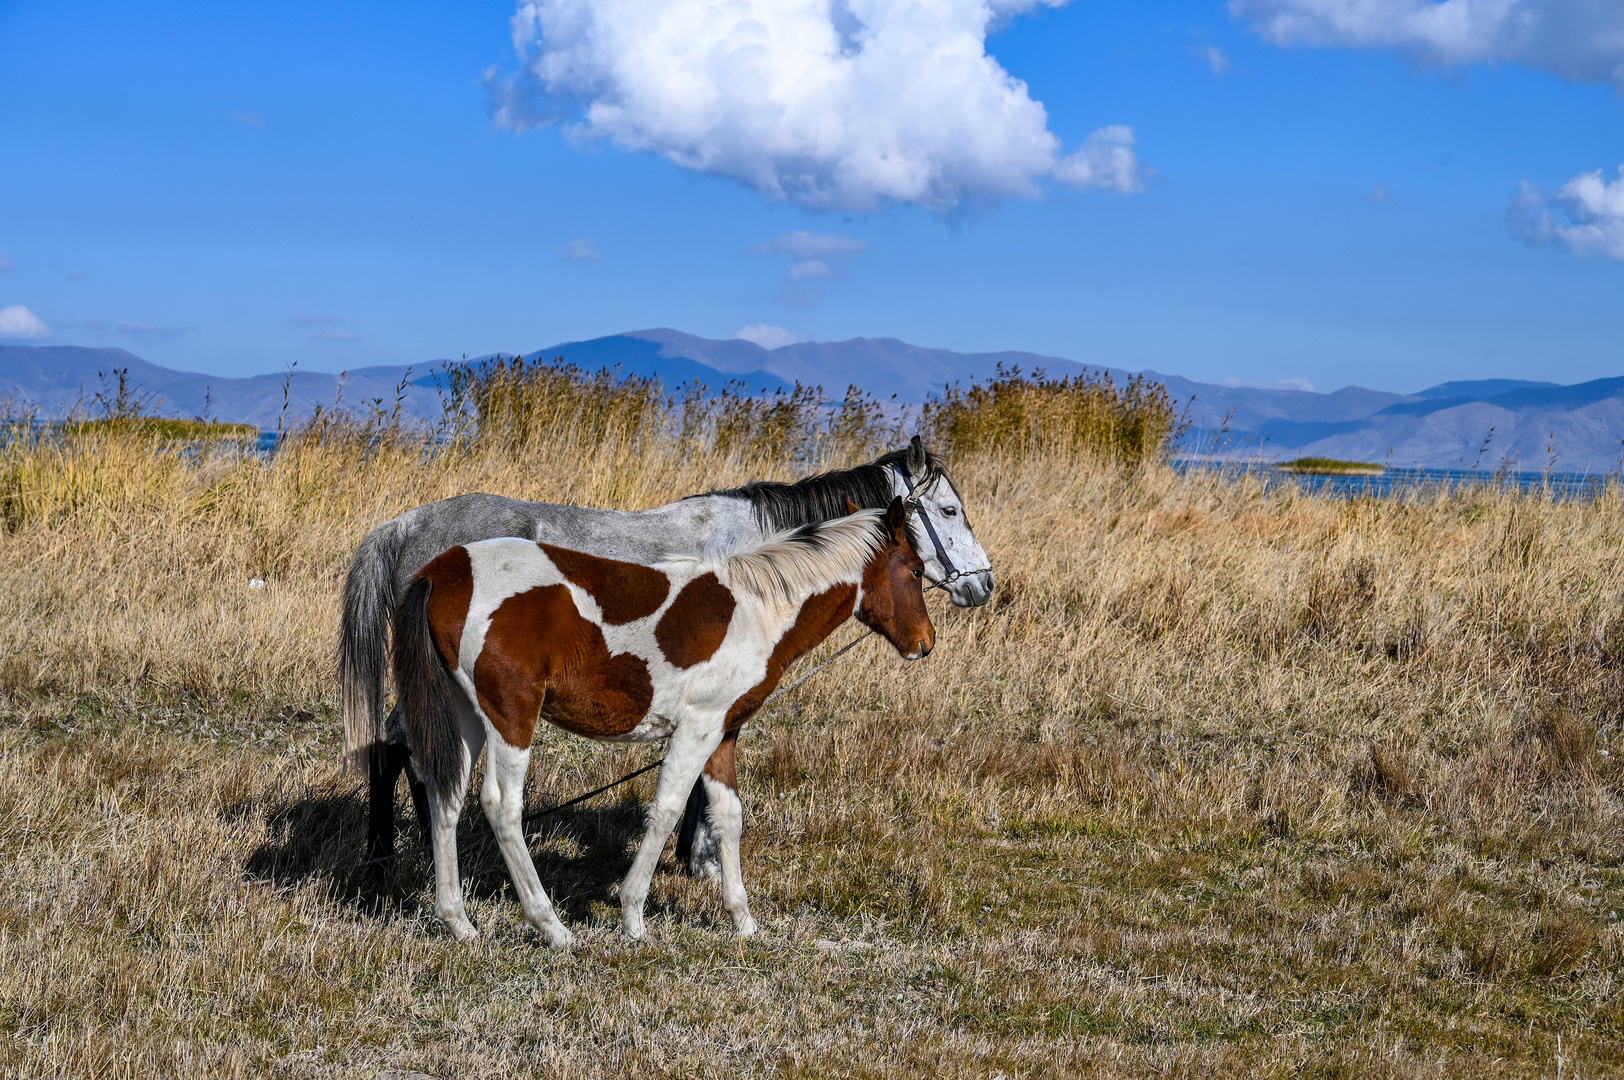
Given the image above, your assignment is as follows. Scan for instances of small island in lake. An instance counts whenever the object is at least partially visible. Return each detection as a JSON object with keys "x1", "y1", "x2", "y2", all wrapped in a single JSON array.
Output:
[{"x1": 1276, "y1": 457, "x2": 1385, "y2": 476}]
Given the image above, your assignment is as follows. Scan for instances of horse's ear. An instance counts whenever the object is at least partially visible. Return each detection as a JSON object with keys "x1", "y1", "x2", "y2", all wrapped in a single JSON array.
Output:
[
  {"x1": 845, "y1": 497, "x2": 862, "y2": 516},
  {"x1": 907, "y1": 435, "x2": 928, "y2": 477},
  {"x1": 885, "y1": 496, "x2": 909, "y2": 541}
]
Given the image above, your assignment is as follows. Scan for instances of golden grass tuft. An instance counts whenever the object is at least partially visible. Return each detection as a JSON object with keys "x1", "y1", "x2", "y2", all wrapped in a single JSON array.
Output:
[{"x1": 1, "y1": 364, "x2": 1622, "y2": 1076}]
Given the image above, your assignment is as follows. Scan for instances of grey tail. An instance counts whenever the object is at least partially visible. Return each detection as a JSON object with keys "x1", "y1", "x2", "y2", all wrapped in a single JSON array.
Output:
[
  {"x1": 392, "y1": 576, "x2": 465, "y2": 799},
  {"x1": 339, "y1": 516, "x2": 409, "y2": 775}
]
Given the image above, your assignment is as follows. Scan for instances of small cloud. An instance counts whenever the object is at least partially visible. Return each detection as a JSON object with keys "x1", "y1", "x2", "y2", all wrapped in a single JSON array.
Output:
[
  {"x1": 118, "y1": 320, "x2": 194, "y2": 338},
  {"x1": 787, "y1": 259, "x2": 835, "y2": 281},
  {"x1": 1363, "y1": 182, "x2": 1396, "y2": 205},
  {"x1": 1052, "y1": 126, "x2": 1150, "y2": 195},
  {"x1": 0, "y1": 250, "x2": 14, "y2": 272},
  {"x1": 0, "y1": 305, "x2": 51, "y2": 340},
  {"x1": 562, "y1": 238, "x2": 602, "y2": 262},
  {"x1": 734, "y1": 324, "x2": 808, "y2": 349},
  {"x1": 1221, "y1": 375, "x2": 1316, "y2": 392},
  {"x1": 229, "y1": 111, "x2": 264, "y2": 128},
  {"x1": 66, "y1": 270, "x2": 89, "y2": 281},
  {"x1": 1190, "y1": 44, "x2": 1231, "y2": 76},
  {"x1": 1507, "y1": 180, "x2": 1552, "y2": 244},
  {"x1": 749, "y1": 231, "x2": 866, "y2": 284},
  {"x1": 313, "y1": 328, "x2": 360, "y2": 342},
  {"x1": 1508, "y1": 168, "x2": 1624, "y2": 260},
  {"x1": 748, "y1": 231, "x2": 869, "y2": 259}
]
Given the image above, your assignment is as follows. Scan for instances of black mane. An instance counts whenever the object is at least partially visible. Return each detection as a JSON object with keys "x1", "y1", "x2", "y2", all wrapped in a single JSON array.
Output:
[{"x1": 700, "y1": 447, "x2": 943, "y2": 531}]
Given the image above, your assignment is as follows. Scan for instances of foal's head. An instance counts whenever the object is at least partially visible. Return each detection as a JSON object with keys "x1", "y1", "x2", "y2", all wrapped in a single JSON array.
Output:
[{"x1": 853, "y1": 497, "x2": 935, "y2": 661}]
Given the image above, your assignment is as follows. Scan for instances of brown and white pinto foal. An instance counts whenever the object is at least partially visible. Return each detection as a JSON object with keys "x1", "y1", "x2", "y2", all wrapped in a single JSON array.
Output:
[{"x1": 392, "y1": 497, "x2": 934, "y2": 945}]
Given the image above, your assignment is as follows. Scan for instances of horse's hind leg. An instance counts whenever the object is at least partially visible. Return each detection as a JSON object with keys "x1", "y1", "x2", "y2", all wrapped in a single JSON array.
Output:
[
  {"x1": 366, "y1": 739, "x2": 409, "y2": 868},
  {"x1": 428, "y1": 695, "x2": 485, "y2": 941},
  {"x1": 620, "y1": 718, "x2": 726, "y2": 941},
  {"x1": 675, "y1": 780, "x2": 721, "y2": 880},
  {"x1": 480, "y1": 730, "x2": 573, "y2": 948},
  {"x1": 701, "y1": 733, "x2": 757, "y2": 936}
]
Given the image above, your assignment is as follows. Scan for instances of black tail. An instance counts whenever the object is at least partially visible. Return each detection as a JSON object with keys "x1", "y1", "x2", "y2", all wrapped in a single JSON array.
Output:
[{"x1": 391, "y1": 577, "x2": 466, "y2": 800}]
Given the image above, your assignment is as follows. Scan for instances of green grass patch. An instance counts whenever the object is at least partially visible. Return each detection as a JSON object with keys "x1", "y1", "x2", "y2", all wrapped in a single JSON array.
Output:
[{"x1": 1278, "y1": 456, "x2": 1385, "y2": 475}]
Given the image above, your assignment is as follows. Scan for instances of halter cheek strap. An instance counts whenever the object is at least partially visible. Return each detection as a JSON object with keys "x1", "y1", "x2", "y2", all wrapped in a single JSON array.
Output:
[{"x1": 894, "y1": 461, "x2": 960, "y2": 583}]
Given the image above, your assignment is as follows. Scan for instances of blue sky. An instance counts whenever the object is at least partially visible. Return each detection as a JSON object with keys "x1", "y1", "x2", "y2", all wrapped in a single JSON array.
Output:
[{"x1": 1, "y1": 0, "x2": 1621, "y2": 394}]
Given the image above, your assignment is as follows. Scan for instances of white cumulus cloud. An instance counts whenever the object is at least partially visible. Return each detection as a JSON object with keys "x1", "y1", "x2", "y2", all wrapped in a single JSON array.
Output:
[
  {"x1": 1051, "y1": 126, "x2": 1147, "y2": 194},
  {"x1": 493, "y1": 0, "x2": 1148, "y2": 212},
  {"x1": 0, "y1": 305, "x2": 50, "y2": 340},
  {"x1": 1510, "y1": 167, "x2": 1624, "y2": 260},
  {"x1": 735, "y1": 323, "x2": 808, "y2": 349},
  {"x1": 1230, "y1": 0, "x2": 1624, "y2": 88}
]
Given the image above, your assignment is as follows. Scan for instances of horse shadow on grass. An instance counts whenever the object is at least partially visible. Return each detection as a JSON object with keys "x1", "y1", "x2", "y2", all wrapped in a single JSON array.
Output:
[{"x1": 235, "y1": 779, "x2": 664, "y2": 928}]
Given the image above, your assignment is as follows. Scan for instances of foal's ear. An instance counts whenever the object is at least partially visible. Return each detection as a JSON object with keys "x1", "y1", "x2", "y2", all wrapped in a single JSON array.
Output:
[
  {"x1": 907, "y1": 435, "x2": 929, "y2": 477},
  {"x1": 845, "y1": 497, "x2": 862, "y2": 516},
  {"x1": 884, "y1": 496, "x2": 910, "y2": 542}
]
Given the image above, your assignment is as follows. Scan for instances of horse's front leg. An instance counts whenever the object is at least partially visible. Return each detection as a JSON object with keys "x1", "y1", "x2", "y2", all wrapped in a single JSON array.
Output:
[
  {"x1": 620, "y1": 717, "x2": 725, "y2": 941},
  {"x1": 701, "y1": 732, "x2": 757, "y2": 936}
]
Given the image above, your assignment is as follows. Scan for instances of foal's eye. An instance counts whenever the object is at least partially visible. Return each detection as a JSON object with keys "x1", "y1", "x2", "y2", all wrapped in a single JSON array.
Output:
[
  {"x1": 941, "y1": 506, "x2": 958, "y2": 516},
  {"x1": 912, "y1": 568, "x2": 923, "y2": 579}
]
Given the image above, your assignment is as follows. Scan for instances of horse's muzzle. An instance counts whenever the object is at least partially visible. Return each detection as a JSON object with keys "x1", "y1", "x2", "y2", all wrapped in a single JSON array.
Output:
[{"x1": 948, "y1": 573, "x2": 995, "y2": 608}]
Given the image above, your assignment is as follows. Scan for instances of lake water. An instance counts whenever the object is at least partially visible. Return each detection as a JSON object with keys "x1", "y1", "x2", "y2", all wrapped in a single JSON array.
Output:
[
  {"x1": 1175, "y1": 461, "x2": 1620, "y2": 502},
  {"x1": 8, "y1": 423, "x2": 1620, "y2": 503}
]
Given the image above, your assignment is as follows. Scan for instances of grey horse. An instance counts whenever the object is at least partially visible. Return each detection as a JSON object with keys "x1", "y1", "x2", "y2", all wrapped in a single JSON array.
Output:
[{"x1": 341, "y1": 437, "x2": 994, "y2": 878}]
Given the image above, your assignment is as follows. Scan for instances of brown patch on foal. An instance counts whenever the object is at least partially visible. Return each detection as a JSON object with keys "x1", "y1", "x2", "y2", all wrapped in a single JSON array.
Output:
[
  {"x1": 656, "y1": 572, "x2": 736, "y2": 668},
  {"x1": 473, "y1": 584, "x2": 654, "y2": 746},
  {"x1": 540, "y1": 543, "x2": 670, "y2": 625},
  {"x1": 703, "y1": 731, "x2": 739, "y2": 790},
  {"x1": 725, "y1": 583, "x2": 858, "y2": 728},
  {"x1": 421, "y1": 545, "x2": 475, "y2": 669}
]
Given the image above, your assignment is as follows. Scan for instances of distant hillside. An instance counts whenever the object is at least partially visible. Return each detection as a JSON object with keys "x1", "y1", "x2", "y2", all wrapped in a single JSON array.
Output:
[
  {"x1": 0, "y1": 345, "x2": 437, "y2": 427},
  {"x1": 4, "y1": 336, "x2": 1621, "y2": 471}
]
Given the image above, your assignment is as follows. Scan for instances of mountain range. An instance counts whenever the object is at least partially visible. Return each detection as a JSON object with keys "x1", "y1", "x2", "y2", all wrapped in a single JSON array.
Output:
[{"x1": 3, "y1": 330, "x2": 1621, "y2": 471}]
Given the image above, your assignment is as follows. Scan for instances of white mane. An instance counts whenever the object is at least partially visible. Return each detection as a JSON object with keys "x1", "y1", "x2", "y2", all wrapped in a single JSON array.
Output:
[{"x1": 678, "y1": 509, "x2": 886, "y2": 605}]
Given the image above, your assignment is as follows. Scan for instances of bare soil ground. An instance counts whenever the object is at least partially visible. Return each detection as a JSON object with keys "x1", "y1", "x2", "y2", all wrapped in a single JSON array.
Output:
[{"x1": 1, "y1": 433, "x2": 1621, "y2": 1077}]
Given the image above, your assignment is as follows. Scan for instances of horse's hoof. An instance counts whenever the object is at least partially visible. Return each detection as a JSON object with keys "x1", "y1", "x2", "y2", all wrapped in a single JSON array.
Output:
[
  {"x1": 734, "y1": 913, "x2": 759, "y2": 937},
  {"x1": 621, "y1": 917, "x2": 648, "y2": 942},
  {"x1": 542, "y1": 923, "x2": 575, "y2": 950},
  {"x1": 443, "y1": 917, "x2": 478, "y2": 942}
]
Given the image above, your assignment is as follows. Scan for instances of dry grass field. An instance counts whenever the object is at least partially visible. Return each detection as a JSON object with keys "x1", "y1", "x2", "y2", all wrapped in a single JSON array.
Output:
[{"x1": 1, "y1": 371, "x2": 1621, "y2": 1077}]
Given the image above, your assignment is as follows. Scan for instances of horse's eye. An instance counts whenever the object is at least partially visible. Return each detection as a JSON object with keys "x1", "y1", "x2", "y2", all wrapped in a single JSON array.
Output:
[
  {"x1": 941, "y1": 506, "x2": 958, "y2": 516},
  {"x1": 912, "y1": 568, "x2": 922, "y2": 579}
]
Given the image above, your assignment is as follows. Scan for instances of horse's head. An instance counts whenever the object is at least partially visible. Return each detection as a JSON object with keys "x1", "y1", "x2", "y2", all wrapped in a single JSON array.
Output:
[
  {"x1": 852, "y1": 497, "x2": 935, "y2": 661},
  {"x1": 890, "y1": 437, "x2": 995, "y2": 609}
]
